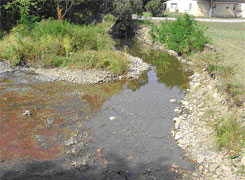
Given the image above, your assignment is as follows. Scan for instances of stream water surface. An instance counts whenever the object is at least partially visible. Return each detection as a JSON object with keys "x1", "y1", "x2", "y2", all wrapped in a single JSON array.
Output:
[{"x1": 0, "y1": 40, "x2": 195, "y2": 180}]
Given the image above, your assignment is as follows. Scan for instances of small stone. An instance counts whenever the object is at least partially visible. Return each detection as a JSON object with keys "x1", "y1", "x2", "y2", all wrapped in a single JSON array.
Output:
[
  {"x1": 223, "y1": 166, "x2": 232, "y2": 177},
  {"x1": 128, "y1": 156, "x2": 133, "y2": 160},
  {"x1": 46, "y1": 117, "x2": 56, "y2": 127},
  {"x1": 99, "y1": 122, "x2": 106, "y2": 127},
  {"x1": 199, "y1": 166, "x2": 203, "y2": 171},
  {"x1": 22, "y1": 110, "x2": 31, "y2": 116},
  {"x1": 241, "y1": 156, "x2": 245, "y2": 165},
  {"x1": 181, "y1": 100, "x2": 189, "y2": 106},
  {"x1": 197, "y1": 156, "x2": 205, "y2": 164},
  {"x1": 210, "y1": 164, "x2": 219, "y2": 172},
  {"x1": 215, "y1": 168, "x2": 222, "y2": 176},
  {"x1": 110, "y1": 116, "x2": 116, "y2": 121},
  {"x1": 173, "y1": 117, "x2": 179, "y2": 122},
  {"x1": 170, "y1": 99, "x2": 177, "y2": 103},
  {"x1": 175, "y1": 133, "x2": 181, "y2": 140}
]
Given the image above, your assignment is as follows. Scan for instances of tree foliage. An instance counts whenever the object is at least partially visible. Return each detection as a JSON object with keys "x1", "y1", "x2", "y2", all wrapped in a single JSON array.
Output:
[
  {"x1": 110, "y1": 0, "x2": 143, "y2": 38},
  {"x1": 1, "y1": 0, "x2": 144, "y2": 38},
  {"x1": 145, "y1": 0, "x2": 164, "y2": 17}
]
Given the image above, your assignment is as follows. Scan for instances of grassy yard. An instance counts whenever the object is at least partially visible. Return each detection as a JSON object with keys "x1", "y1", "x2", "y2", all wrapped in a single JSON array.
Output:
[{"x1": 199, "y1": 22, "x2": 245, "y2": 98}]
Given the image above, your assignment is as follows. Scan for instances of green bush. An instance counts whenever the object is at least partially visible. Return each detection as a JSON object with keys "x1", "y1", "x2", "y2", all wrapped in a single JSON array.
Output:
[
  {"x1": 152, "y1": 14, "x2": 209, "y2": 55},
  {"x1": 0, "y1": 20, "x2": 128, "y2": 74},
  {"x1": 145, "y1": 1, "x2": 164, "y2": 17},
  {"x1": 0, "y1": 31, "x2": 6, "y2": 40}
]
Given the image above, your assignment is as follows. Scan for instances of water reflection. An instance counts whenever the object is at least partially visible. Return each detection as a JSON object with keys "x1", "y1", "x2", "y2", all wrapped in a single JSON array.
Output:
[
  {"x1": 117, "y1": 39, "x2": 189, "y2": 91},
  {"x1": 0, "y1": 81, "x2": 125, "y2": 161}
]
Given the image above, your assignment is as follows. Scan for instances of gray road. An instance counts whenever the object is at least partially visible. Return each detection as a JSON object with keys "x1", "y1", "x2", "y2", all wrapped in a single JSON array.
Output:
[{"x1": 133, "y1": 14, "x2": 245, "y2": 23}]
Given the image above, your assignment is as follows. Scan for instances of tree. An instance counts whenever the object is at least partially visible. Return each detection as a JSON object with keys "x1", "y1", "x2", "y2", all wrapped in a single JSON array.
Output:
[
  {"x1": 208, "y1": 0, "x2": 214, "y2": 17},
  {"x1": 110, "y1": 0, "x2": 143, "y2": 38},
  {"x1": 145, "y1": 0, "x2": 164, "y2": 17}
]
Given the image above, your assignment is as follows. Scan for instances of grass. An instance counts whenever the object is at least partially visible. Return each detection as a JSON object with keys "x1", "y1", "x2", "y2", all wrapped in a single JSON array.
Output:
[
  {"x1": 214, "y1": 112, "x2": 245, "y2": 153},
  {"x1": 187, "y1": 22, "x2": 245, "y2": 153},
  {"x1": 142, "y1": 12, "x2": 153, "y2": 17},
  {"x1": 198, "y1": 22, "x2": 245, "y2": 154},
  {"x1": 0, "y1": 19, "x2": 129, "y2": 74},
  {"x1": 198, "y1": 22, "x2": 245, "y2": 102}
]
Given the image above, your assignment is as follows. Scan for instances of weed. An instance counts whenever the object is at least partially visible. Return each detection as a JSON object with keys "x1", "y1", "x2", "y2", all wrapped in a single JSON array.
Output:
[
  {"x1": 0, "y1": 20, "x2": 128, "y2": 74},
  {"x1": 213, "y1": 113, "x2": 245, "y2": 153}
]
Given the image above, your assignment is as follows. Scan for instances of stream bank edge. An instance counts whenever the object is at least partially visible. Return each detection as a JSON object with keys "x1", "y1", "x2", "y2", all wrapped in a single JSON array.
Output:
[{"x1": 136, "y1": 25, "x2": 245, "y2": 180}]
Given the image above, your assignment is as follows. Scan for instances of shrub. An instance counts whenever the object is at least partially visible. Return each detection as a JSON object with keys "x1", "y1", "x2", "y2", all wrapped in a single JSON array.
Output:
[
  {"x1": 0, "y1": 20, "x2": 128, "y2": 74},
  {"x1": 0, "y1": 31, "x2": 6, "y2": 40},
  {"x1": 145, "y1": 0, "x2": 164, "y2": 17},
  {"x1": 152, "y1": 14, "x2": 209, "y2": 55}
]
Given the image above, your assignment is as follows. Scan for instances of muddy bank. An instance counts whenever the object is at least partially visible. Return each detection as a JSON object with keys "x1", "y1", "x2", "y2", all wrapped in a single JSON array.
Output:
[
  {"x1": 0, "y1": 51, "x2": 149, "y2": 85},
  {"x1": 136, "y1": 25, "x2": 245, "y2": 180}
]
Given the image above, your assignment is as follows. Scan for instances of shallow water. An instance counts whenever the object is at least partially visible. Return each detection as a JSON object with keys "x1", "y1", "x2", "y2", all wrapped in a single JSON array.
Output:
[
  {"x1": 79, "y1": 40, "x2": 195, "y2": 179},
  {"x1": 0, "y1": 40, "x2": 195, "y2": 179}
]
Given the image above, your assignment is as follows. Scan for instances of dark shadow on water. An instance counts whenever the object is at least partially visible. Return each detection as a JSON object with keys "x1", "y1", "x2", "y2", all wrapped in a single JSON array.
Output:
[{"x1": 1, "y1": 153, "x2": 183, "y2": 180}]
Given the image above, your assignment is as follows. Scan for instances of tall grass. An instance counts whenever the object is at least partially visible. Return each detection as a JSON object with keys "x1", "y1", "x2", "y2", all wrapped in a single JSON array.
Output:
[
  {"x1": 0, "y1": 19, "x2": 128, "y2": 74},
  {"x1": 214, "y1": 112, "x2": 245, "y2": 153}
]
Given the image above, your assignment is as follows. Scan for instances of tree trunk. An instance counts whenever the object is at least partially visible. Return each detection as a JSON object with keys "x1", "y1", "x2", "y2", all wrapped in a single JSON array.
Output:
[
  {"x1": 57, "y1": 3, "x2": 63, "y2": 22},
  {"x1": 209, "y1": 0, "x2": 214, "y2": 17}
]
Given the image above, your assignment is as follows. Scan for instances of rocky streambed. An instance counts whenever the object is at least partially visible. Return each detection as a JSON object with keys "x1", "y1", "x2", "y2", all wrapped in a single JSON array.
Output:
[{"x1": 0, "y1": 51, "x2": 150, "y2": 85}]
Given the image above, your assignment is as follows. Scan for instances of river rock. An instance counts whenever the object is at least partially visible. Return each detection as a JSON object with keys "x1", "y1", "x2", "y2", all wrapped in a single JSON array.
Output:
[
  {"x1": 175, "y1": 133, "x2": 181, "y2": 140},
  {"x1": 197, "y1": 156, "x2": 205, "y2": 164},
  {"x1": 170, "y1": 99, "x2": 177, "y2": 103},
  {"x1": 22, "y1": 110, "x2": 31, "y2": 116},
  {"x1": 241, "y1": 156, "x2": 245, "y2": 165},
  {"x1": 223, "y1": 166, "x2": 232, "y2": 177},
  {"x1": 210, "y1": 164, "x2": 219, "y2": 172},
  {"x1": 46, "y1": 117, "x2": 56, "y2": 127},
  {"x1": 110, "y1": 116, "x2": 117, "y2": 121}
]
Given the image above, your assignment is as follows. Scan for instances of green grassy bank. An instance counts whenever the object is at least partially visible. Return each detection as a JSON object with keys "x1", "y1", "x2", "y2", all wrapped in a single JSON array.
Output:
[{"x1": 0, "y1": 19, "x2": 128, "y2": 74}]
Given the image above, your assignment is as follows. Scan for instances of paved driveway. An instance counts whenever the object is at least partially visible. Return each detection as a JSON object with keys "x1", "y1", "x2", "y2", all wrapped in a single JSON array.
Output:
[{"x1": 133, "y1": 15, "x2": 245, "y2": 23}]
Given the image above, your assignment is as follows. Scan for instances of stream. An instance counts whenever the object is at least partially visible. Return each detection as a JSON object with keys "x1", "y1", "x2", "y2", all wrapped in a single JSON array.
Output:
[{"x1": 0, "y1": 40, "x2": 195, "y2": 180}]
